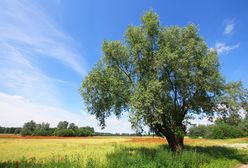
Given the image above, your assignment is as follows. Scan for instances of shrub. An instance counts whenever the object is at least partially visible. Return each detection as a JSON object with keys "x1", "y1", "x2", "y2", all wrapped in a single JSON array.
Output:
[
  {"x1": 76, "y1": 127, "x2": 94, "y2": 137},
  {"x1": 207, "y1": 123, "x2": 243, "y2": 139},
  {"x1": 238, "y1": 120, "x2": 248, "y2": 136},
  {"x1": 14, "y1": 128, "x2": 21, "y2": 134},
  {"x1": 32, "y1": 129, "x2": 49, "y2": 136},
  {"x1": 76, "y1": 128, "x2": 87, "y2": 136},
  {"x1": 54, "y1": 129, "x2": 75, "y2": 137},
  {"x1": 188, "y1": 125, "x2": 208, "y2": 138},
  {"x1": 20, "y1": 128, "x2": 32, "y2": 136}
]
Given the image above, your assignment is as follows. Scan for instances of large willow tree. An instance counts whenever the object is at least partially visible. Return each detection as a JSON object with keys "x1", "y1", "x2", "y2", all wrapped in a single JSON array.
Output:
[{"x1": 80, "y1": 11, "x2": 247, "y2": 152}]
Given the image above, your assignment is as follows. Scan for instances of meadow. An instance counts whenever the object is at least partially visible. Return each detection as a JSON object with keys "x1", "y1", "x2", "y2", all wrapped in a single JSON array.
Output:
[{"x1": 0, "y1": 135, "x2": 247, "y2": 168}]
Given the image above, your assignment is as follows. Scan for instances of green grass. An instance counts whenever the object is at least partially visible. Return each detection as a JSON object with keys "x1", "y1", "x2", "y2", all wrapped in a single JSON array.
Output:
[{"x1": 0, "y1": 137, "x2": 247, "y2": 168}]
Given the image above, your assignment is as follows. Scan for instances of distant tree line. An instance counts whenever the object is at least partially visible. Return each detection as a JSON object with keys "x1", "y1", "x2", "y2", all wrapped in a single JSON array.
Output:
[
  {"x1": 94, "y1": 132, "x2": 143, "y2": 136},
  {"x1": 0, "y1": 127, "x2": 21, "y2": 134},
  {"x1": 188, "y1": 113, "x2": 248, "y2": 139},
  {"x1": 1, "y1": 120, "x2": 95, "y2": 137},
  {"x1": 1, "y1": 121, "x2": 149, "y2": 137}
]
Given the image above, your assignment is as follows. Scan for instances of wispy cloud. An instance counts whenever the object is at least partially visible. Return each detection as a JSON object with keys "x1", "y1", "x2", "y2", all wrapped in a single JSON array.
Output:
[
  {"x1": 224, "y1": 20, "x2": 235, "y2": 35},
  {"x1": 0, "y1": 0, "x2": 87, "y2": 106},
  {"x1": 215, "y1": 42, "x2": 240, "y2": 54},
  {"x1": 0, "y1": 0, "x2": 86, "y2": 76}
]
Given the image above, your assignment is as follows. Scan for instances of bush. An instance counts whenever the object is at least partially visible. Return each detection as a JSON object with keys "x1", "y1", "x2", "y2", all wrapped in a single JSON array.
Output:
[
  {"x1": 238, "y1": 120, "x2": 248, "y2": 136},
  {"x1": 20, "y1": 128, "x2": 32, "y2": 136},
  {"x1": 205, "y1": 123, "x2": 243, "y2": 139},
  {"x1": 14, "y1": 128, "x2": 21, "y2": 134},
  {"x1": 54, "y1": 129, "x2": 75, "y2": 137},
  {"x1": 188, "y1": 122, "x2": 246, "y2": 139},
  {"x1": 32, "y1": 129, "x2": 49, "y2": 136},
  {"x1": 76, "y1": 127, "x2": 94, "y2": 137},
  {"x1": 188, "y1": 125, "x2": 208, "y2": 138}
]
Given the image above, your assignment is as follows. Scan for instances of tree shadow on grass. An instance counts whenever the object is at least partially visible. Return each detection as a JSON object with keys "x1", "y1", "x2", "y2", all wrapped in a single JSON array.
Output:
[
  {"x1": 184, "y1": 145, "x2": 248, "y2": 163},
  {"x1": 104, "y1": 144, "x2": 248, "y2": 168}
]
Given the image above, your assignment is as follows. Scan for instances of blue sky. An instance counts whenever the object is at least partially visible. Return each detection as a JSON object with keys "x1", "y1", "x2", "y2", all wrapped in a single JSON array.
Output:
[{"x1": 0, "y1": 0, "x2": 247, "y2": 133}]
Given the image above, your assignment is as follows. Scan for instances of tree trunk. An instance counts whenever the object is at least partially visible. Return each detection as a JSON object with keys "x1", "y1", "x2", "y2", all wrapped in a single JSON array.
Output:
[{"x1": 163, "y1": 128, "x2": 184, "y2": 152}]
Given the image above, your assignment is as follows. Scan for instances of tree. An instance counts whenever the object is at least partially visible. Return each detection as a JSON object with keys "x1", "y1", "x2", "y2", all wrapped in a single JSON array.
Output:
[
  {"x1": 20, "y1": 127, "x2": 32, "y2": 136},
  {"x1": 40, "y1": 122, "x2": 50, "y2": 130},
  {"x1": 68, "y1": 123, "x2": 78, "y2": 130},
  {"x1": 20, "y1": 120, "x2": 36, "y2": 136},
  {"x1": 54, "y1": 129, "x2": 75, "y2": 137},
  {"x1": 216, "y1": 113, "x2": 242, "y2": 126},
  {"x1": 57, "y1": 121, "x2": 69, "y2": 130},
  {"x1": 243, "y1": 103, "x2": 248, "y2": 120},
  {"x1": 76, "y1": 127, "x2": 95, "y2": 137},
  {"x1": 80, "y1": 11, "x2": 248, "y2": 152}
]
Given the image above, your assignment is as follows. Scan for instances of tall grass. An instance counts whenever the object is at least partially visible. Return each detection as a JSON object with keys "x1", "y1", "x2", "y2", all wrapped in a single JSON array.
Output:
[{"x1": 1, "y1": 144, "x2": 247, "y2": 168}]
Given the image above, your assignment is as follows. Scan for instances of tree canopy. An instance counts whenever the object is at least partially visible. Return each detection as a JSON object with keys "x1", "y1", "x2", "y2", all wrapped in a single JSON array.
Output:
[{"x1": 80, "y1": 11, "x2": 248, "y2": 152}]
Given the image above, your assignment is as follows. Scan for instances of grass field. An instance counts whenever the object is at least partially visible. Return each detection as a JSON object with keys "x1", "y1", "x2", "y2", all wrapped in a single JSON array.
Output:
[{"x1": 0, "y1": 135, "x2": 247, "y2": 168}]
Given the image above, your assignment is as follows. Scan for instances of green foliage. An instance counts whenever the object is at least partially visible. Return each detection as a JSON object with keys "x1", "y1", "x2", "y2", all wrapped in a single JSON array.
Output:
[
  {"x1": 188, "y1": 114, "x2": 248, "y2": 139},
  {"x1": 0, "y1": 126, "x2": 21, "y2": 134},
  {"x1": 32, "y1": 129, "x2": 50, "y2": 136},
  {"x1": 13, "y1": 128, "x2": 21, "y2": 134},
  {"x1": 238, "y1": 119, "x2": 248, "y2": 136},
  {"x1": 20, "y1": 127, "x2": 32, "y2": 136},
  {"x1": 80, "y1": 10, "x2": 248, "y2": 151},
  {"x1": 17, "y1": 121, "x2": 94, "y2": 137},
  {"x1": 188, "y1": 125, "x2": 208, "y2": 138},
  {"x1": 208, "y1": 123, "x2": 243, "y2": 139},
  {"x1": 57, "y1": 121, "x2": 69, "y2": 130},
  {"x1": 23, "y1": 120, "x2": 36, "y2": 132},
  {"x1": 54, "y1": 129, "x2": 75, "y2": 137},
  {"x1": 76, "y1": 127, "x2": 94, "y2": 137},
  {"x1": 68, "y1": 123, "x2": 78, "y2": 130}
]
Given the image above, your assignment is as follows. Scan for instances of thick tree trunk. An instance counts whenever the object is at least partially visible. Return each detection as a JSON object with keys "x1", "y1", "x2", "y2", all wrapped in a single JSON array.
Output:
[
  {"x1": 165, "y1": 132, "x2": 184, "y2": 152},
  {"x1": 154, "y1": 121, "x2": 185, "y2": 152}
]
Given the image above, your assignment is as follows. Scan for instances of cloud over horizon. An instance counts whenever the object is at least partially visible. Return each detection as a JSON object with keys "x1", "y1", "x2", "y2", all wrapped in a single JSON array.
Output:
[{"x1": 0, "y1": 92, "x2": 133, "y2": 133}]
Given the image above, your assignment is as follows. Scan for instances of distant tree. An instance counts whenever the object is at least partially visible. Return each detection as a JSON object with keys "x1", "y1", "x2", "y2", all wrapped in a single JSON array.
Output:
[
  {"x1": 76, "y1": 127, "x2": 94, "y2": 136},
  {"x1": 20, "y1": 127, "x2": 32, "y2": 136},
  {"x1": 14, "y1": 128, "x2": 21, "y2": 135},
  {"x1": 80, "y1": 11, "x2": 248, "y2": 152},
  {"x1": 57, "y1": 121, "x2": 69, "y2": 130},
  {"x1": 243, "y1": 103, "x2": 248, "y2": 120},
  {"x1": 32, "y1": 122, "x2": 50, "y2": 136},
  {"x1": 23, "y1": 120, "x2": 36, "y2": 132},
  {"x1": 54, "y1": 129, "x2": 75, "y2": 137},
  {"x1": 32, "y1": 129, "x2": 48, "y2": 136},
  {"x1": 223, "y1": 113, "x2": 242, "y2": 126},
  {"x1": 238, "y1": 120, "x2": 248, "y2": 136},
  {"x1": 68, "y1": 123, "x2": 78, "y2": 130},
  {"x1": 188, "y1": 125, "x2": 207, "y2": 138},
  {"x1": 20, "y1": 120, "x2": 36, "y2": 136},
  {"x1": 208, "y1": 123, "x2": 243, "y2": 139},
  {"x1": 40, "y1": 122, "x2": 50, "y2": 130}
]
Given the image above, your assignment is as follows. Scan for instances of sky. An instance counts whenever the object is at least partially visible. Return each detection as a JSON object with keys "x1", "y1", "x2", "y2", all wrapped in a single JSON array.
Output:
[{"x1": 0, "y1": 0, "x2": 247, "y2": 133}]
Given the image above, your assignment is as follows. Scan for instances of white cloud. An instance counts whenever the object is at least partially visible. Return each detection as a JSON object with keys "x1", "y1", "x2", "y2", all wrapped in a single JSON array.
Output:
[
  {"x1": 224, "y1": 21, "x2": 235, "y2": 35},
  {"x1": 215, "y1": 42, "x2": 240, "y2": 54},
  {"x1": 0, "y1": 41, "x2": 62, "y2": 106},
  {"x1": 0, "y1": 92, "x2": 134, "y2": 133},
  {"x1": 0, "y1": 0, "x2": 86, "y2": 76},
  {"x1": 0, "y1": 1, "x2": 135, "y2": 133},
  {"x1": 0, "y1": 0, "x2": 87, "y2": 106}
]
